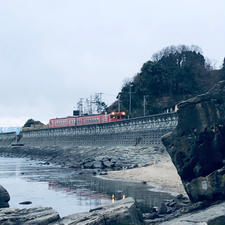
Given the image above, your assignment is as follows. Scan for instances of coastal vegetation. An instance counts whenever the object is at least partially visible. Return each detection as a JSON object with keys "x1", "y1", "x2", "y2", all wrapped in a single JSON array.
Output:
[{"x1": 109, "y1": 45, "x2": 225, "y2": 117}]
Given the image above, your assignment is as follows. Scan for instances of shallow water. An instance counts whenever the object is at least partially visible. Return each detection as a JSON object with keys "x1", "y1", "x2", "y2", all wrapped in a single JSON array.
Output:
[{"x1": 0, "y1": 157, "x2": 173, "y2": 217}]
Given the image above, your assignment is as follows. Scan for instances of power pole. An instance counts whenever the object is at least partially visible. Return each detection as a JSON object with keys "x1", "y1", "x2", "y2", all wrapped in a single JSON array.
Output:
[
  {"x1": 143, "y1": 95, "x2": 146, "y2": 116},
  {"x1": 99, "y1": 92, "x2": 103, "y2": 103},
  {"x1": 118, "y1": 93, "x2": 121, "y2": 112},
  {"x1": 89, "y1": 95, "x2": 93, "y2": 115},
  {"x1": 129, "y1": 84, "x2": 133, "y2": 118},
  {"x1": 99, "y1": 92, "x2": 103, "y2": 113},
  {"x1": 77, "y1": 98, "x2": 84, "y2": 116}
]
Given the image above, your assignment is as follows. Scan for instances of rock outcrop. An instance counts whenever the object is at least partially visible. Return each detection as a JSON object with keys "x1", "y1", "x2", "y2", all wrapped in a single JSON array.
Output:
[
  {"x1": 162, "y1": 80, "x2": 225, "y2": 202},
  {"x1": 59, "y1": 197, "x2": 143, "y2": 225},
  {"x1": 0, "y1": 198, "x2": 142, "y2": 225},
  {"x1": 0, "y1": 207, "x2": 60, "y2": 225},
  {"x1": 0, "y1": 185, "x2": 10, "y2": 208},
  {"x1": 159, "y1": 201, "x2": 225, "y2": 225}
]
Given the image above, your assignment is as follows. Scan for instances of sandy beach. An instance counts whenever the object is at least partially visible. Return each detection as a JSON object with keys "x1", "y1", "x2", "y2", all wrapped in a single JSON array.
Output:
[{"x1": 106, "y1": 155, "x2": 186, "y2": 196}]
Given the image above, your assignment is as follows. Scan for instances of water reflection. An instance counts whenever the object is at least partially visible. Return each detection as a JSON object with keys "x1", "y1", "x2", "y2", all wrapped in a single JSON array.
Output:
[{"x1": 0, "y1": 157, "x2": 173, "y2": 217}]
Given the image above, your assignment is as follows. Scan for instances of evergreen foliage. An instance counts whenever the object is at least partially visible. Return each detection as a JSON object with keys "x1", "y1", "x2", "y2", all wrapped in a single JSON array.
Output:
[
  {"x1": 23, "y1": 119, "x2": 44, "y2": 128},
  {"x1": 111, "y1": 45, "x2": 224, "y2": 117},
  {"x1": 222, "y1": 58, "x2": 225, "y2": 76}
]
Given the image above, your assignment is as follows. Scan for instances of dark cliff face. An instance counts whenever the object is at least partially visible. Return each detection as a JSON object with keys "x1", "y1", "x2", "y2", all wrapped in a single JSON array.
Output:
[{"x1": 162, "y1": 80, "x2": 225, "y2": 202}]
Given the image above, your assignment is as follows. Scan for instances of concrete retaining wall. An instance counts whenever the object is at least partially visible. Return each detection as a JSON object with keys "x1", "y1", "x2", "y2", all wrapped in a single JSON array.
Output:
[
  {"x1": 20, "y1": 112, "x2": 178, "y2": 147},
  {"x1": 0, "y1": 132, "x2": 17, "y2": 146}
]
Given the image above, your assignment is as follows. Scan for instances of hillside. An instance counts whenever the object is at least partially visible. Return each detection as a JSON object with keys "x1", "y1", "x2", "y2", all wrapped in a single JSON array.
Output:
[{"x1": 109, "y1": 45, "x2": 225, "y2": 117}]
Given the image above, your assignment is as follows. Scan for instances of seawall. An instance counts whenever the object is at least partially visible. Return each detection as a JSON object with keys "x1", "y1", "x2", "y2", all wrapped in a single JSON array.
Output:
[
  {"x1": 0, "y1": 132, "x2": 16, "y2": 146},
  {"x1": 0, "y1": 113, "x2": 177, "y2": 170},
  {"x1": 19, "y1": 112, "x2": 178, "y2": 147}
]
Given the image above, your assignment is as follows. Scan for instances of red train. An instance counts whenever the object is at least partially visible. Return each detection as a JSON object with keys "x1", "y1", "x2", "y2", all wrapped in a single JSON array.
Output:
[{"x1": 48, "y1": 112, "x2": 127, "y2": 128}]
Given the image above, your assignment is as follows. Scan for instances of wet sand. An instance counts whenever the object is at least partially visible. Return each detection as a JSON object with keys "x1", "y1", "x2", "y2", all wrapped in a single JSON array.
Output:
[{"x1": 106, "y1": 155, "x2": 186, "y2": 196}]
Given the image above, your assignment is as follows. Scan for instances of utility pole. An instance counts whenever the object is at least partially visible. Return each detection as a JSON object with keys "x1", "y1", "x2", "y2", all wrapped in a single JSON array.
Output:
[
  {"x1": 89, "y1": 95, "x2": 93, "y2": 115},
  {"x1": 118, "y1": 93, "x2": 121, "y2": 113},
  {"x1": 99, "y1": 92, "x2": 103, "y2": 103},
  {"x1": 77, "y1": 98, "x2": 84, "y2": 116},
  {"x1": 129, "y1": 84, "x2": 133, "y2": 118},
  {"x1": 143, "y1": 95, "x2": 146, "y2": 116}
]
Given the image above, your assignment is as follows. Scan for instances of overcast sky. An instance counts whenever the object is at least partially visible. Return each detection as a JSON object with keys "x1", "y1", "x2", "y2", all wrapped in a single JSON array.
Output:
[{"x1": 0, "y1": 0, "x2": 224, "y2": 126}]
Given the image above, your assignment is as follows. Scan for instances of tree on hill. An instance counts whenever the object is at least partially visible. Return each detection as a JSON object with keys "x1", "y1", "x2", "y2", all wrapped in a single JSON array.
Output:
[
  {"x1": 23, "y1": 119, "x2": 45, "y2": 128},
  {"x1": 222, "y1": 58, "x2": 225, "y2": 78},
  {"x1": 111, "y1": 45, "x2": 224, "y2": 117}
]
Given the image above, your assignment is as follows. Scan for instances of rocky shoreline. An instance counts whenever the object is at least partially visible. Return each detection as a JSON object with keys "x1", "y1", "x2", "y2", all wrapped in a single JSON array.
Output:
[
  {"x1": 1, "y1": 81, "x2": 225, "y2": 224},
  {"x1": 0, "y1": 149, "x2": 225, "y2": 225},
  {"x1": 1, "y1": 180, "x2": 224, "y2": 225},
  {"x1": 0, "y1": 145, "x2": 166, "y2": 174},
  {"x1": 0, "y1": 148, "x2": 224, "y2": 225}
]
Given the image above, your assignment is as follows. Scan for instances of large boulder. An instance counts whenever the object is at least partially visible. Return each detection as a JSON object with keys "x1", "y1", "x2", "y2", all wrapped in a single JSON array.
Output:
[
  {"x1": 162, "y1": 80, "x2": 225, "y2": 202},
  {"x1": 59, "y1": 197, "x2": 143, "y2": 225},
  {"x1": 0, "y1": 185, "x2": 10, "y2": 208}
]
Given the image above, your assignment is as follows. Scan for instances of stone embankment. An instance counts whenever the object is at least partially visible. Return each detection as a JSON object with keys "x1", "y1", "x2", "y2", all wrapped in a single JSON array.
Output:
[
  {"x1": 0, "y1": 145, "x2": 166, "y2": 172},
  {"x1": 0, "y1": 112, "x2": 177, "y2": 148},
  {"x1": 20, "y1": 113, "x2": 177, "y2": 147},
  {"x1": 0, "y1": 112, "x2": 176, "y2": 172},
  {"x1": 0, "y1": 132, "x2": 16, "y2": 146}
]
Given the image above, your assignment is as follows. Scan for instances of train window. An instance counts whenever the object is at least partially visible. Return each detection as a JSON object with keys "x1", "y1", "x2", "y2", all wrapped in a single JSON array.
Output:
[
  {"x1": 117, "y1": 116, "x2": 120, "y2": 119},
  {"x1": 110, "y1": 115, "x2": 116, "y2": 119},
  {"x1": 121, "y1": 115, "x2": 126, "y2": 119}
]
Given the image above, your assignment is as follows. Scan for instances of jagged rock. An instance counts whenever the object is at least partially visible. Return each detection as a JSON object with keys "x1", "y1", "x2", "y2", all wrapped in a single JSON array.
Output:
[
  {"x1": 162, "y1": 80, "x2": 225, "y2": 202},
  {"x1": 83, "y1": 161, "x2": 94, "y2": 169},
  {"x1": 102, "y1": 160, "x2": 114, "y2": 168},
  {"x1": 59, "y1": 197, "x2": 143, "y2": 225},
  {"x1": 158, "y1": 202, "x2": 167, "y2": 214},
  {"x1": 93, "y1": 161, "x2": 103, "y2": 169},
  {"x1": 135, "y1": 199, "x2": 156, "y2": 213},
  {"x1": 0, "y1": 185, "x2": 10, "y2": 208},
  {"x1": 159, "y1": 201, "x2": 225, "y2": 225},
  {"x1": 143, "y1": 212, "x2": 159, "y2": 220},
  {"x1": 0, "y1": 207, "x2": 60, "y2": 225}
]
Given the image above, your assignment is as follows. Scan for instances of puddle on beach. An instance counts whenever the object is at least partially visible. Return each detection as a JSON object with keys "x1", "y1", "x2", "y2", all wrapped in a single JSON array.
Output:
[{"x1": 0, "y1": 157, "x2": 173, "y2": 217}]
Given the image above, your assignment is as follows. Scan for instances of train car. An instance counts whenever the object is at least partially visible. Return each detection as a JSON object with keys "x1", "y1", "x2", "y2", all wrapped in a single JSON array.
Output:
[
  {"x1": 48, "y1": 117, "x2": 70, "y2": 128},
  {"x1": 48, "y1": 112, "x2": 127, "y2": 129},
  {"x1": 108, "y1": 111, "x2": 126, "y2": 122}
]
